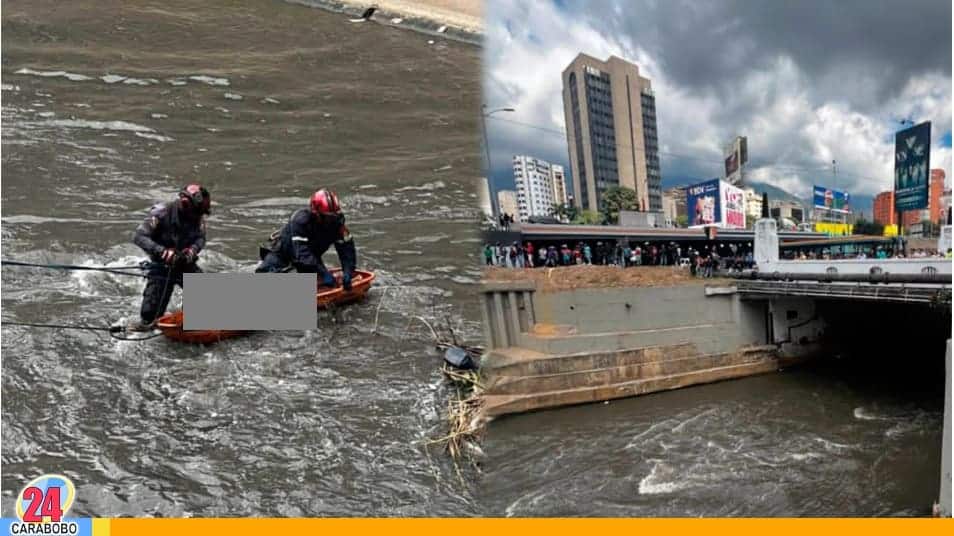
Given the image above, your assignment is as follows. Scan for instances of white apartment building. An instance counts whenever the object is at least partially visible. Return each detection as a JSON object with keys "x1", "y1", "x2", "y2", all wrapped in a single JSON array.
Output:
[
  {"x1": 513, "y1": 155, "x2": 569, "y2": 221},
  {"x1": 744, "y1": 188, "x2": 763, "y2": 221},
  {"x1": 497, "y1": 190, "x2": 518, "y2": 220}
]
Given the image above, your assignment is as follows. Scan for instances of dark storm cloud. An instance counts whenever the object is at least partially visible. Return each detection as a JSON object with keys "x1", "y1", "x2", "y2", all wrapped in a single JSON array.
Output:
[{"x1": 582, "y1": 0, "x2": 951, "y2": 106}]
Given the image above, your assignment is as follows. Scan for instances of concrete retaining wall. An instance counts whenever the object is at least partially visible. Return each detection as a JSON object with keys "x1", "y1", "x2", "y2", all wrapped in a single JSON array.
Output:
[
  {"x1": 524, "y1": 285, "x2": 767, "y2": 355},
  {"x1": 477, "y1": 278, "x2": 827, "y2": 417}
]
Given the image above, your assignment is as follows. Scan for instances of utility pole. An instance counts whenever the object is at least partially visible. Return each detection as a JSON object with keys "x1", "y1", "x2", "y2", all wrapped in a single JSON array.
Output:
[{"x1": 480, "y1": 104, "x2": 515, "y2": 221}]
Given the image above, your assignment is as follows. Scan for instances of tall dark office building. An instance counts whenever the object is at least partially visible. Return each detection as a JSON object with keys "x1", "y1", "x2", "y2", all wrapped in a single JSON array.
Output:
[{"x1": 562, "y1": 53, "x2": 661, "y2": 213}]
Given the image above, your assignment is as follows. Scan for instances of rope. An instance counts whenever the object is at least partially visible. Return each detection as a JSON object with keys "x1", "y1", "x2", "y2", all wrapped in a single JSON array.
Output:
[
  {"x1": 2, "y1": 319, "x2": 164, "y2": 341},
  {"x1": 1, "y1": 259, "x2": 149, "y2": 278},
  {"x1": 2, "y1": 320, "x2": 122, "y2": 333}
]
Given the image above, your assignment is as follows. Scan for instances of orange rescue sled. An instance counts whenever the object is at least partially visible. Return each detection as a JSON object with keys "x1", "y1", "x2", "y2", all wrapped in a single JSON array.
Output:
[{"x1": 156, "y1": 269, "x2": 375, "y2": 344}]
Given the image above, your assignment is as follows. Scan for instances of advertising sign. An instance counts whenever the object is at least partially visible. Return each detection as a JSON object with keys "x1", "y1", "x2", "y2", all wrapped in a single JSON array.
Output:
[
  {"x1": 812, "y1": 185, "x2": 851, "y2": 214},
  {"x1": 687, "y1": 179, "x2": 721, "y2": 227},
  {"x1": 894, "y1": 121, "x2": 931, "y2": 211},
  {"x1": 725, "y1": 153, "x2": 739, "y2": 178},
  {"x1": 721, "y1": 181, "x2": 746, "y2": 229},
  {"x1": 723, "y1": 136, "x2": 747, "y2": 186}
]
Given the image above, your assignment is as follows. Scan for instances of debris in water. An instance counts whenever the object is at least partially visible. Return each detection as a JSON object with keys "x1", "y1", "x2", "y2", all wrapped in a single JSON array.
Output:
[
  {"x1": 427, "y1": 40, "x2": 435, "y2": 45},
  {"x1": 437, "y1": 25, "x2": 448, "y2": 33},
  {"x1": 323, "y1": 113, "x2": 332, "y2": 118},
  {"x1": 349, "y1": 7, "x2": 376, "y2": 22},
  {"x1": 224, "y1": 92, "x2": 243, "y2": 100}
]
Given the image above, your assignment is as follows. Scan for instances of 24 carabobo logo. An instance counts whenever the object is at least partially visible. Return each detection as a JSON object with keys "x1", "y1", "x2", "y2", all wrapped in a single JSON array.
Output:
[{"x1": 10, "y1": 474, "x2": 78, "y2": 534}]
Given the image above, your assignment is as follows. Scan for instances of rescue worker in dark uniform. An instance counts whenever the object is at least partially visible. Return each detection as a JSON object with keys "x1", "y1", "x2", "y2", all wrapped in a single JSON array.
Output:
[
  {"x1": 255, "y1": 189, "x2": 356, "y2": 291},
  {"x1": 129, "y1": 184, "x2": 210, "y2": 331}
]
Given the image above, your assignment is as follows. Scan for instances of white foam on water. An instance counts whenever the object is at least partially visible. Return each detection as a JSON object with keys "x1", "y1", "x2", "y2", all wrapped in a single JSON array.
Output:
[
  {"x1": 395, "y1": 180, "x2": 446, "y2": 192},
  {"x1": 261, "y1": 97, "x2": 280, "y2": 104},
  {"x1": 357, "y1": 184, "x2": 377, "y2": 189},
  {"x1": 1, "y1": 84, "x2": 19, "y2": 91},
  {"x1": 638, "y1": 461, "x2": 688, "y2": 495},
  {"x1": 37, "y1": 111, "x2": 55, "y2": 118},
  {"x1": 788, "y1": 452, "x2": 823, "y2": 461},
  {"x1": 72, "y1": 103, "x2": 91, "y2": 108},
  {"x1": 433, "y1": 164, "x2": 452, "y2": 172},
  {"x1": 188, "y1": 75, "x2": 230, "y2": 87},
  {"x1": 46, "y1": 119, "x2": 154, "y2": 133},
  {"x1": 812, "y1": 437, "x2": 853, "y2": 450},
  {"x1": 150, "y1": 113, "x2": 168, "y2": 119},
  {"x1": 123, "y1": 77, "x2": 159, "y2": 86},
  {"x1": 216, "y1": 107, "x2": 230, "y2": 113},
  {"x1": 2, "y1": 215, "x2": 95, "y2": 224},
  {"x1": 43, "y1": 118, "x2": 173, "y2": 142},
  {"x1": 409, "y1": 234, "x2": 448, "y2": 243},
  {"x1": 224, "y1": 93, "x2": 243, "y2": 100},
  {"x1": 853, "y1": 407, "x2": 888, "y2": 421},
  {"x1": 15, "y1": 68, "x2": 92, "y2": 81},
  {"x1": 134, "y1": 132, "x2": 175, "y2": 142},
  {"x1": 101, "y1": 74, "x2": 126, "y2": 84},
  {"x1": 167, "y1": 78, "x2": 188, "y2": 86}
]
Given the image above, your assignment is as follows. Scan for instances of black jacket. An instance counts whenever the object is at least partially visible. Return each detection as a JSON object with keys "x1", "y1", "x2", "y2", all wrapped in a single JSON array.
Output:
[
  {"x1": 275, "y1": 209, "x2": 356, "y2": 275},
  {"x1": 133, "y1": 201, "x2": 206, "y2": 264}
]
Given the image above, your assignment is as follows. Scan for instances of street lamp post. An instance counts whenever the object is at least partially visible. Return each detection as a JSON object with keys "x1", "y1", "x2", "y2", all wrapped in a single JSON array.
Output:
[{"x1": 480, "y1": 104, "x2": 515, "y2": 221}]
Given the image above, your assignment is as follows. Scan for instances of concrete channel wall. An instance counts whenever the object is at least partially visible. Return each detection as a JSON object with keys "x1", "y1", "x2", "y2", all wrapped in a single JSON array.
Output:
[{"x1": 478, "y1": 281, "x2": 821, "y2": 417}]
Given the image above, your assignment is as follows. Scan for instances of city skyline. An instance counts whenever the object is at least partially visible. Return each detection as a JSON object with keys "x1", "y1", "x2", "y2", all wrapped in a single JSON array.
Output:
[{"x1": 483, "y1": 0, "x2": 952, "y2": 212}]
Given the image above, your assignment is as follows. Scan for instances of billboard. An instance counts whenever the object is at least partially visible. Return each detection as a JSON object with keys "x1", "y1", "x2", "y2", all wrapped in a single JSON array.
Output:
[
  {"x1": 686, "y1": 179, "x2": 746, "y2": 229},
  {"x1": 894, "y1": 121, "x2": 930, "y2": 211},
  {"x1": 723, "y1": 136, "x2": 747, "y2": 186},
  {"x1": 813, "y1": 185, "x2": 851, "y2": 214},
  {"x1": 722, "y1": 181, "x2": 746, "y2": 229},
  {"x1": 687, "y1": 179, "x2": 721, "y2": 227}
]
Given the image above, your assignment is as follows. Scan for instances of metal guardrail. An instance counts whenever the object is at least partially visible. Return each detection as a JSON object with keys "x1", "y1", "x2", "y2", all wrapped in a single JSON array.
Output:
[{"x1": 736, "y1": 280, "x2": 952, "y2": 305}]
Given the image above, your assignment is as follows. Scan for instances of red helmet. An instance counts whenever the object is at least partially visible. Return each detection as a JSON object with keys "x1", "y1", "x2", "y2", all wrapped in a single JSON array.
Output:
[
  {"x1": 179, "y1": 183, "x2": 211, "y2": 215},
  {"x1": 310, "y1": 189, "x2": 341, "y2": 215}
]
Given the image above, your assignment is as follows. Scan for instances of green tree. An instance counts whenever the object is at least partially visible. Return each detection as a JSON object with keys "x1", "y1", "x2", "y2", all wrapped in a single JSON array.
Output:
[
  {"x1": 675, "y1": 214, "x2": 688, "y2": 228},
  {"x1": 573, "y1": 209, "x2": 604, "y2": 225},
  {"x1": 852, "y1": 218, "x2": 884, "y2": 236},
  {"x1": 551, "y1": 203, "x2": 578, "y2": 223},
  {"x1": 599, "y1": 186, "x2": 638, "y2": 224}
]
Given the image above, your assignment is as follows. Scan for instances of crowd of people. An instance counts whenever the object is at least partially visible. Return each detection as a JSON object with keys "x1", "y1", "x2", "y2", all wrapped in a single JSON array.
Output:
[{"x1": 483, "y1": 240, "x2": 755, "y2": 278}]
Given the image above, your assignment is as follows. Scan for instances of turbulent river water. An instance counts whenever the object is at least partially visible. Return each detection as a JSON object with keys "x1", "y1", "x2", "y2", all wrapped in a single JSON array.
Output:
[
  {"x1": 0, "y1": 0, "x2": 946, "y2": 519},
  {"x1": 2, "y1": 0, "x2": 483, "y2": 516}
]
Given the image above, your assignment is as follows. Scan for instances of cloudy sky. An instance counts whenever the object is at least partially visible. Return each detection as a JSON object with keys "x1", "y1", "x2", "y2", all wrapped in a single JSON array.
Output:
[{"x1": 482, "y1": 0, "x2": 952, "y2": 211}]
